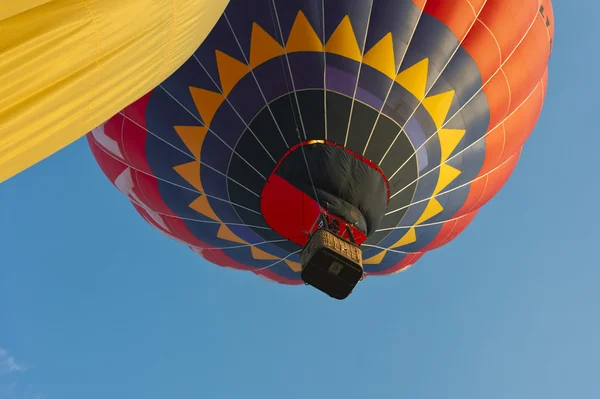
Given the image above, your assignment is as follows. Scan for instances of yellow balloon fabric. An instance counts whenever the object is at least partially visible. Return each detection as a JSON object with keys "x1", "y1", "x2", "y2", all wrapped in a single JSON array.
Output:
[{"x1": 0, "y1": 0, "x2": 228, "y2": 183}]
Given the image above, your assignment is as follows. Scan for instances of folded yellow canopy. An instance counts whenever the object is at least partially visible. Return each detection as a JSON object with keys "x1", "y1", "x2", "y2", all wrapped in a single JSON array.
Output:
[{"x1": 0, "y1": 0, "x2": 228, "y2": 183}]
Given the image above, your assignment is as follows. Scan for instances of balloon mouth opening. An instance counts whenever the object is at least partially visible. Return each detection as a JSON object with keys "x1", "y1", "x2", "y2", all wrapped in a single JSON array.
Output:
[
  {"x1": 275, "y1": 140, "x2": 391, "y2": 205},
  {"x1": 260, "y1": 140, "x2": 389, "y2": 247}
]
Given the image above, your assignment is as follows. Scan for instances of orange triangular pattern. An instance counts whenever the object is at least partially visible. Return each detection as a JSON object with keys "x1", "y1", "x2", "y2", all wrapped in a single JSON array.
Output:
[
  {"x1": 217, "y1": 224, "x2": 248, "y2": 245},
  {"x1": 173, "y1": 161, "x2": 203, "y2": 192},
  {"x1": 363, "y1": 33, "x2": 396, "y2": 79},
  {"x1": 325, "y1": 15, "x2": 362, "y2": 62},
  {"x1": 363, "y1": 250, "x2": 387, "y2": 265},
  {"x1": 189, "y1": 195, "x2": 220, "y2": 222},
  {"x1": 286, "y1": 11, "x2": 323, "y2": 53},
  {"x1": 284, "y1": 260, "x2": 303, "y2": 272},
  {"x1": 215, "y1": 50, "x2": 250, "y2": 96},
  {"x1": 250, "y1": 23, "x2": 285, "y2": 68},
  {"x1": 174, "y1": 126, "x2": 208, "y2": 160},
  {"x1": 189, "y1": 87, "x2": 224, "y2": 127},
  {"x1": 251, "y1": 246, "x2": 280, "y2": 261}
]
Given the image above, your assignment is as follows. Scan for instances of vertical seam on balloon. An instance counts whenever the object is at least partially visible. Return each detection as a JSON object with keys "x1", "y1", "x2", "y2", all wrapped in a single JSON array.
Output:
[
  {"x1": 500, "y1": 123, "x2": 508, "y2": 163},
  {"x1": 386, "y1": 4, "x2": 541, "y2": 184},
  {"x1": 436, "y1": 218, "x2": 460, "y2": 249},
  {"x1": 387, "y1": 79, "x2": 541, "y2": 207},
  {"x1": 361, "y1": 1, "x2": 429, "y2": 156},
  {"x1": 500, "y1": 68, "x2": 512, "y2": 116},
  {"x1": 540, "y1": 76, "x2": 546, "y2": 103},
  {"x1": 465, "y1": 0, "x2": 477, "y2": 16},
  {"x1": 79, "y1": 0, "x2": 101, "y2": 138},
  {"x1": 468, "y1": 175, "x2": 489, "y2": 214},
  {"x1": 471, "y1": 149, "x2": 523, "y2": 213},
  {"x1": 220, "y1": 13, "x2": 292, "y2": 150},
  {"x1": 343, "y1": 0, "x2": 375, "y2": 148},
  {"x1": 116, "y1": 111, "x2": 263, "y2": 199},
  {"x1": 191, "y1": 54, "x2": 277, "y2": 164},
  {"x1": 118, "y1": 112, "x2": 134, "y2": 168},
  {"x1": 477, "y1": 18, "x2": 503, "y2": 63},
  {"x1": 161, "y1": 217, "x2": 180, "y2": 240},
  {"x1": 157, "y1": 85, "x2": 268, "y2": 180},
  {"x1": 132, "y1": 169, "x2": 168, "y2": 232}
]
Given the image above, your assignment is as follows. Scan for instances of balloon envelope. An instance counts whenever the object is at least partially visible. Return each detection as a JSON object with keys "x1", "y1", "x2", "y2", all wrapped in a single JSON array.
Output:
[
  {"x1": 0, "y1": 0, "x2": 229, "y2": 183},
  {"x1": 88, "y1": 0, "x2": 555, "y2": 285}
]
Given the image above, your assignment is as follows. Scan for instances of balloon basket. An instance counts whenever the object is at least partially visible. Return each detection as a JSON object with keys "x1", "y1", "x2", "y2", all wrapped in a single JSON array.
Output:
[{"x1": 300, "y1": 228, "x2": 363, "y2": 300}]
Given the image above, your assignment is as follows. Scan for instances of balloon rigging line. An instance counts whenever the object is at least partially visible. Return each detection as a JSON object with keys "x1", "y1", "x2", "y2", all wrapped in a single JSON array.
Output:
[
  {"x1": 96, "y1": 135, "x2": 315, "y2": 241},
  {"x1": 342, "y1": 0, "x2": 374, "y2": 148},
  {"x1": 191, "y1": 54, "x2": 277, "y2": 164},
  {"x1": 388, "y1": 77, "x2": 542, "y2": 208},
  {"x1": 385, "y1": 150, "x2": 520, "y2": 217},
  {"x1": 361, "y1": 244, "x2": 412, "y2": 255},
  {"x1": 222, "y1": 12, "x2": 291, "y2": 150},
  {"x1": 158, "y1": 84, "x2": 268, "y2": 180},
  {"x1": 117, "y1": 112, "x2": 317, "y2": 236},
  {"x1": 361, "y1": 3, "x2": 426, "y2": 156},
  {"x1": 362, "y1": 0, "x2": 486, "y2": 157},
  {"x1": 270, "y1": 0, "x2": 322, "y2": 210},
  {"x1": 258, "y1": 249, "x2": 302, "y2": 271},
  {"x1": 93, "y1": 140, "x2": 265, "y2": 215},
  {"x1": 117, "y1": 111, "x2": 263, "y2": 199},
  {"x1": 375, "y1": 210, "x2": 474, "y2": 232},
  {"x1": 199, "y1": 239, "x2": 290, "y2": 251},
  {"x1": 383, "y1": 6, "x2": 544, "y2": 179}
]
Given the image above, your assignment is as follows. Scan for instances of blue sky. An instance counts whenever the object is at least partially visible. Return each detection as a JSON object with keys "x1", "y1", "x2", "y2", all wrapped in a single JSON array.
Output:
[{"x1": 1, "y1": 1, "x2": 599, "y2": 398}]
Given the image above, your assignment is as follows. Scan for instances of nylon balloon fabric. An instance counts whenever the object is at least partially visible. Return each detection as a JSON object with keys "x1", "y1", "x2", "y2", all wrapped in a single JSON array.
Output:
[
  {"x1": 0, "y1": 0, "x2": 229, "y2": 183},
  {"x1": 88, "y1": 0, "x2": 555, "y2": 285}
]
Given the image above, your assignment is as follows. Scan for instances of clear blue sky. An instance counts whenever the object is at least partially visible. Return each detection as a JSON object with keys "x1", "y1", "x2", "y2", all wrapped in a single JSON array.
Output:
[{"x1": 1, "y1": 2, "x2": 598, "y2": 398}]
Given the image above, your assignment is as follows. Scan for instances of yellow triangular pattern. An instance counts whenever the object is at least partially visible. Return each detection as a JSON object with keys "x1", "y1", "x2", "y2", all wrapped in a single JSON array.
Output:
[
  {"x1": 363, "y1": 33, "x2": 396, "y2": 79},
  {"x1": 173, "y1": 161, "x2": 203, "y2": 192},
  {"x1": 286, "y1": 11, "x2": 323, "y2": 53},
  {"x1": 390, "y1": 227, "x2": 417, "y2": 249},
  {"x1": 284, "y1": 260, "x2": 303, "y2": 272},
  {"x1": 174, "y1": 126, "x2": 207, "y2": 160},
  {"x1": 364, "y1": 250, "x2": 387, "y2": 265},
  {"x1": 250, "y1": 22, "x2": 285, "y2": 68},
  {"x1": 189, "y1": 87, "x2": 224, "y2": 127},
  {"x1": 215, "y1": 50, "x2": 250, "y2": 96},
  {"x1": 415, "y1": 198, "x2": 444, "y2": 225},
  {"x1": 433, "y1": 164, "x2": 462, "y2": 195},
  {"x1": 325, "y1": 15, "x2": 362, "y2": 62},
  {"x1": 251, "y1": 246, "x2": 280, "y2": 261},
  {"x1": 422, "y1": 90, "x2": 455, "y2": 129},
  {"x1": 217, "y1": 224, "x2": 248, "y2": 245},
  {"x1": 395, "y1": 58, "x2": 429, "y2": 100},
  {"x1": 189, "y1": 195, "x2": 221, "y2": 222},
  {"x1": 439, "y1": 128, "x2": 466, "y2": 162}
]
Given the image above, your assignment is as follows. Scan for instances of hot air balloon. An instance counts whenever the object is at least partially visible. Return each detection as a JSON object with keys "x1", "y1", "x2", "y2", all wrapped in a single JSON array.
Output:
[
  {"x1": 87, "y1": 0, "x2": 555, "y2": 299},
  {"x1": 0, "y1": 0, "x2": 229, "y2": 183}
]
